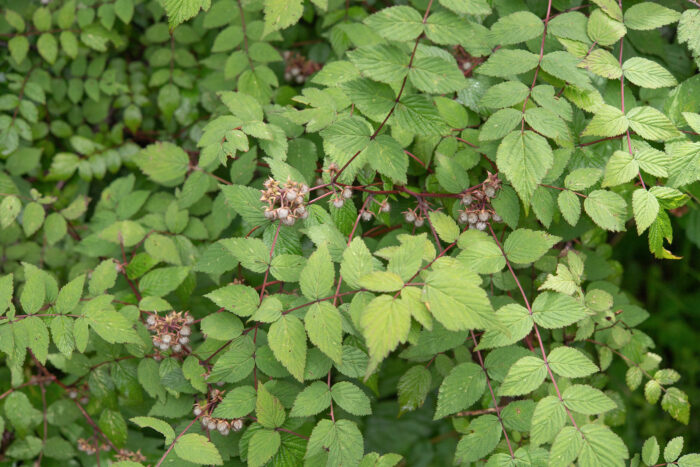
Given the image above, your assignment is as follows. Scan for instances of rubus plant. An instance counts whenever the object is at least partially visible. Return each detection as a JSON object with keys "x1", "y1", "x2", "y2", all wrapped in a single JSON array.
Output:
[{"x1": 0, "y1": 0, "x2": 699, "y2": 465}]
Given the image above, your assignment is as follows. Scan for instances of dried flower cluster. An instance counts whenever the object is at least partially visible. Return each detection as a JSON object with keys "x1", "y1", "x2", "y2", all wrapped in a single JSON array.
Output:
[
  {"x1": 77, "y1": 438, "x2": 110, "y2": 455},
  {"x1": 458, "y1": 172, "x2": 502, "y2": 230},
  {"x1": 146, "y1": 311, "x2": 194, "y2": 353},
  {"x1": 67, "y1": 384, "x2": 90, "y2": 405},
  {"x1": 114, "y1": 449, "x2": 147, "y2": 462},
  {"x1": 193, "y1": 389, "x2": 244, "y2": 436},
  {"x1": 402, "y1": 208, "x2": 426, "y2": 227},
  {"x1": 261, "y1": 177, "x2": 309, "y2": 225},
  {"x1": 283, "y1": 51, "x2": 322, "y2": 84}
]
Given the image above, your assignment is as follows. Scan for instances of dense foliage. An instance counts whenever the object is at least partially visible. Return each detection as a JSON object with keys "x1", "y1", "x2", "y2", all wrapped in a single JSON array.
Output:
[{"x1": 1, "y1": 0, "x2": 699, "y2": 465}]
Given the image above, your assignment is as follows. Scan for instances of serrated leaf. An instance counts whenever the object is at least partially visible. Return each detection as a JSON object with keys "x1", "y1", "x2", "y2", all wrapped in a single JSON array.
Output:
[
  {"x1": 174, "y1": 433, "x2": 223, "y2": 465},
  {"x1": 130, "y1": 416, "x2": 175, "y2": 445},
  {"x1": 496, "y1": 131, "x2": 553, "y2": 207},
  {"x1": 498, "y1": 356, "x2": 547, "y2": 396},
  {"x1": 562, "y1": 384, "x2": 617, "y2": 414},
  {"x1": 584, "y1": 190, "x2": 627, "y2": 232},
  {"x1": 331, "y1": 381, "x2": 372, "y2": 416},
  {"x1": 623, "y1": 57, "x2": 677, "y2": 89},
  {"x1": 305, "y1": 302, "x2": 343, "y2": 364},
  {"x1": 434, "y1": 362, "x2": 486, "y2": 419},
  {"x1": 548, "y1": 347, "x2": 599, "y2": 378},
  {"x1": 504, "y1": 229, "x2": 561, "y2": 264}
]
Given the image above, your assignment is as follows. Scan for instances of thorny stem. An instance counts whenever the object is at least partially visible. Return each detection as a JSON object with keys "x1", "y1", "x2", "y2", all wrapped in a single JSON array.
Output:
[
  {"x1": 470, "y1": 330, "x2": 515, "y2": 458},
  {"x1": 155, "y1": 415, "x2": 201, "y2": 467},
  {"x1": 486, "y1": 222, "x2": 581, "y2": 433}
]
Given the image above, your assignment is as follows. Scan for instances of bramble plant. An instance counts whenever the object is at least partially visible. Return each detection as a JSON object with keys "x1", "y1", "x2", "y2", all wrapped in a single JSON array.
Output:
[{"x1": 0, "y1": 0, "x2": 699, "y2": 465}]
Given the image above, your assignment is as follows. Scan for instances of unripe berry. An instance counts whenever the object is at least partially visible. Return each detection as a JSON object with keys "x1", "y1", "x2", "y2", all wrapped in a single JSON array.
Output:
[
  {"x1": 162, "y1": 334, "x2": 172, "y2": 343},
  {"x1": 172, "y1": 344, "x2": 182, "y2": 352},
  {"x1": 300, "y1": 184, "x2": 309, "y2": 195},
  {"x1": 461, "y1": 194, "x2": 473, "y2": 206},
  {"x1": 232, "y1": 419, "x2": 244, "y2": 431},
  {"x1": 146, "y1": 315, "x2": 156, "y2": 326},
  {"x1": 284, "y1": 72, "x2": 292, "y2": 81},
  {"x1": 159, "y1": 342, "x2": 169, "y2": 350},
  {"x1": 69, "y1": 390, "x2": 78, "y2": 399},
  {"x1": 295, "y1": 75, "x2": 304, "y2": 84},
  {"x1": 264, "y1": 208, "x2": 277, "y2": 220},
  {"x1": 300, "y1": 210, "x2": 309, "y2": 219},
  {"x1": 467, "y1": 212, "x2": 479, "y2": 224},
  {"x1": 286, "y1": 189, "x2": 298, "y2": 201},
  {"x1": 361, "y1": 211, "x2": 372, "y2": 221},
  {"x1": 478, "y1": 211, "x2": 490, "y2": 222},
  {"x1": 485, "y1": 186, "x2": 496, "y2": 198},
  {"x1": 476, "y1": 221, "x2": 487, "y2": 231},
  {"x1": 414, "y1": 217, "x2": 424, "y2": 227},
  {"x1": 217, "y1": 421, "x2": 229, "y2": 432},
  {"x1": 458, "y1": 212, "x2": 468, "y2": 224},
  {"x1": 185, "y1": 315, "x2": 194, "y2": 325},
  {"x1": 277, "y1": 207, "x2": 289, "y2": 220},
  {"x1": 492, "y1": 213, "x2": 502, "y2": 222},
  {"x1": 342, "y1": 187, "x2": 353, "y2": 199},
  {"x1": 219, "y1": 427, "x2": 230, "y2": 436},
  {"x1": 332, "y1": 197, "x2": 344, "y2": 208},
  {"x1": 180, "y1": 326, "x2": 191, "y2": 336},
  {"x1": 207, "y1": 420, "x2": 217, "y2": 431},
  {"x1": 290, "y1": 67, "x2": 300, "y2": 76},
  {"x1": 404, "y1": 211, "x2": 416, "y2": 223},
  {"x1": 282, "y1": 216, "x2": 296, "y2": 226},
  {"x1": 381, "y1": 201, "x2": 390, "y2": 213},
  {"x1": 193, "y1": 406, "x2": 202, "y2": 416},
  {"x1": 294, "y1": 206, "x2": 306, "y2": 217},
  {"x1": 179, "y1": 336, "x2": 189, "y2": 345},
  {"x1": 80, "y1": 396, "x2": 89, "y2": 405}
]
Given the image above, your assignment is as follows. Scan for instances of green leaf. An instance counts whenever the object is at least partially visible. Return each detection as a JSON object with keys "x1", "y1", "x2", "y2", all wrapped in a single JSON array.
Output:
[
  {"x1": 21, "y1": 202, "x2": 44, "y2": 237},
  {"x1": 84, "y1": 309, "x2": 140, "y2": 344},
  {"x1": 665, "y1": 436, "x2": 684, "y2": 462},
  {"x1": 632, "y1": 189, "x2": 659, "y2": 235},
  {"x1": 305, "y1": 302, "x2": 343, "y2": 364},
  {"x1": 480, "y1": 81, "x2": 530, "y2": 109},
  {"x1": 548, "y1": 347, "x2": 599, "y2": 378},
  {"x1": 532, "y1": 291, "x2": 587, "y2": 328},
  {"x1": 661, "y1": 387, "x2": 690, "y2": 424},
  {"x1": 300, "y1": 244, "x2": 334, "y2": 300},
  {"x1": 363, "y1": 136, "x2": 408, "y2": 184},
  {"x1": 579, "y1": 49, "x2": 622, "y2": 79},
  {"x1": 162, "y1": 0, "x2": 208, "y2": 29},
  {"x1": 358, "y1": 271, "x2": 404, "y2": 293},
  {"x1": 587, "y1": 8, "x2": 626, "y2": 46},
  {"x1": 478, "y1": 304, "x2": 533, "y2": 349},
  {"x1": 263, "y1": 0, "x2": 303, "y2": 34},
  {"x1": 642, "y1": 436, "x2": 660, "y2": 466},
  {"x1": 627, "y1": 106, "x2": 680, "y2": 141},
  {"x1": 256, "y1": 384, "x2": 286, "y2": 429},
  {"x1": 623, "y1": 57, "x2": 677, "y2": 89},
  {"x1": 457, "y1": 231, "x2": 505, "y2": 275},
  {"x1": 562, "y1": 384, "x2": 617, "y2": 414},
  {"x1": 454, "y1": 415, "x2": 502, "y2": 463},
  {"x1": 531, "y1": 396, "x2": 567, "y2": 446},
  {"x1": 582, "y1": 104, "x2": 628, "y2": 137},
  {"x1": 397, "y1": 366, "x2": 431, "y2": 414},
  {"x1": 0, "y1": 274, "x2": 13, "y2": 317},
  {"x1": 290, "y1": 381, "x2": 331, "y2": 417},
  {"x1": 489, "y1": 11, "x2": 544, "y2": 46},
  {"x1": 347, "y1": 44, "x2": 409, "y2": 84},
  {"x1": 624, "y1": 2, "x2": 681, "y2": 30},
  {"x1": 130, "y1": 416, "x2": 175, "y2": 445},
  {"x1": 306, "y1": 419, "x2": 363, "y2": 466},
  {"x1": 0, "y1": 196, "x2": 21, "y2": 228},
  {"x1": 584, "y1": 190, "x2": 628, "y2": 231},
  {"x1": 434, "y1": 362, "x2": 486, "y2": 419},
  {"x1": 37, "y1": 33, "x2": 58, "y2": 64},
  {"x1": 139, "y1": 266, "x2": 189, "y2": 297},
  {"x1": 174, "y1": 433, "x2": 223, "y2": 465},
  {"x1": 99, "y1": 409, "x2": 127, "y2": 448},
  {"x1": 331, "y1": 382, "x2": 372, "y2": 416},
  {"x1": 496, "y1": 131, "x2": 553, "y2": 207},
  {"x1": 134, "y1": 142, "x2": 189, "y2": 185},
  {"x1": 602, "y1": 150, "x2": 639, "y2": 187},
  {"x1": 579, "y1": 424, "x2": 629, "y2": 466},
  {"x1": 268, "y1": 315, "x2": 307, "y2": 382},
  {"x1": 498, "y1": 356, "x2": 547, "y2": 396},
  {"x1": 55, "y1": 274, "x2": 85, "y2": 314},
  {"x1": 213, "y1": 385, "x2": 256, "y2": 419},
  {"x1": 9, "y1": 36, "x2": 29, "y2": 64},
  {"x1": 221, "y1": 185, "x2": 268, "y2": 227},
  {"x1": 205, "y1": 284, "x2": 258, "y2": 317},
  {"x1": 20, "y1": 263, "x2": 45, "y2": 315},
  {"x1": 422, "y1": 259, "x2": 494, "y2": 331},
  {"x1": 248, "y1": 429, "x2": 281, "y2": 467},
  {"x1": 409, "y1": 56, "x2": 467, "y2": 94},
  {"x1": 360, "y1": 295, "x2": 411, "y2": 374},
  {"x1": 558, "y1": 190, "x2": 582, "y2": 226},
  {"x1": 477, "y1": 49, "x2": 540, "y2": 77},
  {"x1": 428, "y1": 211, "x2": 459, "y2": 243},
  {"x1": 504, "y1": 229, "x2": 561, "y2": 264},
  {"x1": 364, "y1": 6, "x2": 424, "y2": 41}
]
